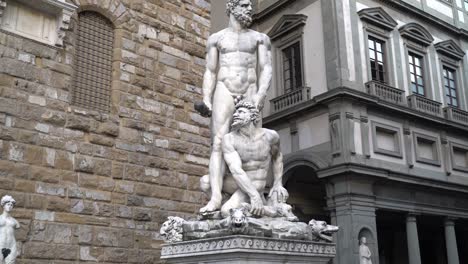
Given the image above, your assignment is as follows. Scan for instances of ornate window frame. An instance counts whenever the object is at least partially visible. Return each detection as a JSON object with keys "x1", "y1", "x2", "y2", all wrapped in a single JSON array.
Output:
[
  {"x1": 435, "y1": 40, "x2": 466, "y2": 108},
  {"x1": 358, "y1": 7, "x2": 397, "y2": 85},
  {"x1": 268, "y1": 14, "x2": 307, "y2": 96},
  {"x1": 399, "y1": 23, "x2": 434, "y2": 99},
  {"x1": 0, "y1": 0, "x2": 77, "y2": 47}
]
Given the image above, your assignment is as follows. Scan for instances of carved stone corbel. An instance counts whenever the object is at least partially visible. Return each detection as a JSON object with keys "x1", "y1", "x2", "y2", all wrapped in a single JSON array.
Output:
[
  {"x1": 0, "y1": 0, "x2": 6, "y2": 19},
  {"x1": 440, "y1": 131, "x2": 451, "y2": 175},
  {"x1": 55, "y1": 8, "x2": 74, "y2": 47},
  {"x1": 403, "y1": 122, "x2": 413, "y2": 168},
  {"x1": 329, "y1": 113, "x2": 341, "y2": 157},
  {"x1": 360, "y1": 116, "x2": 370, "y2": 158}
]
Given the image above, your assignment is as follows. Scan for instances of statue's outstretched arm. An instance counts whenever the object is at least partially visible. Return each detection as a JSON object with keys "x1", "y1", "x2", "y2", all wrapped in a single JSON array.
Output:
[{"x1": 254, "y1": 34, "x2": 272, "y2": 110}]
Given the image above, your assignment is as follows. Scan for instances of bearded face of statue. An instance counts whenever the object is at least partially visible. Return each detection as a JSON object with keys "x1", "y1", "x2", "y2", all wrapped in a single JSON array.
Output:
[
  {"x1": 230, "y1": 0, "x2": 253, "y2": 28},
  {"x1": 231, "y1": 107, "x2": 253, "y2": 131}
]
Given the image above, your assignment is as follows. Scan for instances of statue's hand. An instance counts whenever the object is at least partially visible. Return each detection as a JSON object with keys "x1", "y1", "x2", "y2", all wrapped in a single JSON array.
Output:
[
  {"x1": 250, "y1": 194, "x2": 264, "y2": 216},
  {"x1": 252, "y1": 94, "x2": 266, "y2": 111},
  {"x1": 194, "y1": 100, "x2": 212, "y2": 117},
  {"x1": 268, "y1": 185, "x2": 289, "y2": 204}
]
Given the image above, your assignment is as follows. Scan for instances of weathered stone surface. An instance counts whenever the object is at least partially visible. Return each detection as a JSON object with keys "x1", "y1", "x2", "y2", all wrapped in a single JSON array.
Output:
[{"x1": 0, "y1": 0, "x2": 210, "y2": 262}]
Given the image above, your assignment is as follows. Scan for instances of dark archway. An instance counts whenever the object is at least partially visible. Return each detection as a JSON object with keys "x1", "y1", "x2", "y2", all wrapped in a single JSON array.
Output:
[{"x1": 283, "y1": 165, "x2": 329, "y2": 223}]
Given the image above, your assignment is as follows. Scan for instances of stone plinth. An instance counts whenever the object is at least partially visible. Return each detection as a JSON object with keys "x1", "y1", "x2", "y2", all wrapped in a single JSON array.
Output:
[{"x1": 161, "y1": 235, "x2": 336, "y2": 264}]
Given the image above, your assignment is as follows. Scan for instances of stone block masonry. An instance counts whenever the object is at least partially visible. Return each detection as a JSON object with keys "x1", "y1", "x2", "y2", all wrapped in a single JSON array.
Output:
[{"x1": 0, "y1": 0, "x2": 211, "y2": 262}]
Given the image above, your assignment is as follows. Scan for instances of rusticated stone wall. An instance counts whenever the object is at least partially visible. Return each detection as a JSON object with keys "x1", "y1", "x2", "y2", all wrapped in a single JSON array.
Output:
[{"x1": 0, "y1": 0, "x2": 211, "y2": 262}]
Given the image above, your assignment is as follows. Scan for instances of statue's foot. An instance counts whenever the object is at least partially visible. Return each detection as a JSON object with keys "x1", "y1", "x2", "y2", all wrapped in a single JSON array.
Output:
[{"x1": 199, "y1": 200, "x2": 221, "y2": 213}]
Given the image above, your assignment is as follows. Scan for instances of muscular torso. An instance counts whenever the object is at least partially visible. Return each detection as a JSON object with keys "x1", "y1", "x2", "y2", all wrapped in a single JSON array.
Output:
[
  {"x1": 230, "y1": 129, "x2": 273, "y2": 181},
  {"x1": 214, "y1": 29, "x2": 264, "y2": 96}
]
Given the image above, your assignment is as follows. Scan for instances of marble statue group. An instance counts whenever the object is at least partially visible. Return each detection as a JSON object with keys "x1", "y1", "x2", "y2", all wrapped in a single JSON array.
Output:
[
  {"x1": 160, "y1": 0, "x2": 339, "y2": 244},
  {"x1": 0, "y1": 195, "x2": 19, "y2": 264}
]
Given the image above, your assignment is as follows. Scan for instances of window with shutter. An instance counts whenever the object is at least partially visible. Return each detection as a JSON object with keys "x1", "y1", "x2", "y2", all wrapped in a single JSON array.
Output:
[{"x1": 72, "y1": 11, "x2": 114, "y2": 112}]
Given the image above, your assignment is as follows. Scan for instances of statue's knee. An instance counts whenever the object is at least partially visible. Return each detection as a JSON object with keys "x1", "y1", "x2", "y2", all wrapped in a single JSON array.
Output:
[
  {"x1": 200, "y1": 175, "x2": 210, "y2": 193},
  {"x1": 212, "y1": 135, "x2": 223, "y2": 152}
]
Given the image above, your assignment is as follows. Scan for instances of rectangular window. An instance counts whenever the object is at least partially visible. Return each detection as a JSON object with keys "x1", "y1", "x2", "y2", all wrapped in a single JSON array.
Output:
[
  {"x1": 465, "y1": 0, "x2": 468, "y2": 11},
  {"x1": 282, "y1": 42, "x2": 302, "y2": 93},
  {"x1": 368, "y1": 37, "x2": 386, "y2": 83},
  {"x1": 408, "y1": 53, "x2": 425, "y2": 96},
  {"x1": 443, "y1": 67, "x2": 458, "y2": 108}
]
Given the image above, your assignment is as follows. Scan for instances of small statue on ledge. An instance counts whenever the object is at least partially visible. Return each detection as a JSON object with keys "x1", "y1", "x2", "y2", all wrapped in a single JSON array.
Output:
[{"x1": 0, "y1": 195, "x2": 20, "y2": 264}]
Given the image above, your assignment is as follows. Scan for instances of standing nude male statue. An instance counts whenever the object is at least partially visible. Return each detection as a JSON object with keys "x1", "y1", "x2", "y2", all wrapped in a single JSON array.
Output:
[
  {"x1": 197, "y1": 0, "x2": 272, "y2": 213},
  {"x1": 212, "y1": 101, "x2": 289, "y2": 217}
]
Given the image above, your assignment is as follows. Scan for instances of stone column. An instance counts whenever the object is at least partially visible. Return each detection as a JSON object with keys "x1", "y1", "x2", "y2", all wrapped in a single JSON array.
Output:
[
  {"x1": 444, "y1": 218, "x2": 460, "y2": 264},
  {"x1": 406, "y1": 214, "x2": 421, "y2": 264}
]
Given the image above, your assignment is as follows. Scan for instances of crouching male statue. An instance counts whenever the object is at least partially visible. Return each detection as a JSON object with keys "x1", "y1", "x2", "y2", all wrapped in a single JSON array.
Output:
[{"x1": 201, "y1": 101, "x2": 291, "y2": 218}]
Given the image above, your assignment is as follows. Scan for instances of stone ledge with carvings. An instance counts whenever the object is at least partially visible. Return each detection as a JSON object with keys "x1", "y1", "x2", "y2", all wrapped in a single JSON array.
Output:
[
  {"x1": 161, "y1": 235, "x2": 337, "y2": 259},
  {"x1": 159, "y1": 209, "x2": 339, "y2": 244}
]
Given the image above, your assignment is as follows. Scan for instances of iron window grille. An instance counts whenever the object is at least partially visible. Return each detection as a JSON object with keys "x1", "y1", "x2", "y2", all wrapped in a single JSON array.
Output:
[{"x1": 72, "y1": 11, "x2": 114, "y2": 112}]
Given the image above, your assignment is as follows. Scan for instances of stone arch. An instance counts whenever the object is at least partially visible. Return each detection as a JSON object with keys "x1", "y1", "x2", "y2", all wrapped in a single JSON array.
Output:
[
  {"x1": 283, "y1": 152, "x2": 328, "y2": 183},
  {"x1": 358, "y1": 226, "x2": 375, "y2": 245},
  {"x1": 282, "y1": 154, "x2": 329, "y2": 223},
  {"x1": 75, "y1": 0, "x2": 132, "y2": 28}
]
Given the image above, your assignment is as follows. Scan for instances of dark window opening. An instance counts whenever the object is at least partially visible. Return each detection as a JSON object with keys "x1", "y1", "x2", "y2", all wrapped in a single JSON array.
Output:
[
  {"x1": 368, "y1": 37, "x2": 386, "y2": 83},
  {"x1": 282, "y1": 42, "x2": 303, "y2": 93},
  {"x1": 443, "y1": 67, "x2": 458, "y2": 108}
]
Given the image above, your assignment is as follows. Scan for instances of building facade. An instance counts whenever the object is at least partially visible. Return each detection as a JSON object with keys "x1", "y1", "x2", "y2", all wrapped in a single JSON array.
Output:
[
  {"x1": 0, "y1": 0, "x2": 211, "y2": 262},
  {"x1": 244, "y1": 0, "x2": 468, "y2": 263}
]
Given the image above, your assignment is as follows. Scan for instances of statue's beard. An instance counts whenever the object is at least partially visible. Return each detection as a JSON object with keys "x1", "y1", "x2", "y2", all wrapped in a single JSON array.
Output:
[
  {"x1": 231, "y1": 118, "x2": 250, "y2": 131},
  {"x1": 232, "y1": 10, "x2": 252, "y2": 28}
]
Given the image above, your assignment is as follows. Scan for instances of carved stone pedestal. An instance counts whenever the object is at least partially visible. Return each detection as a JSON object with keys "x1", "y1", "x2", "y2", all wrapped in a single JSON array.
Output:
[{"x1": 161, "y1": 235, "x2": 336, "y2": 264}]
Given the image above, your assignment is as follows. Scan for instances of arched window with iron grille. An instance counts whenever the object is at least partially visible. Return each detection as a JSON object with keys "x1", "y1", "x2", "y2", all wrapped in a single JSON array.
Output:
[{"x1": 72, "y1": 11, "x2": 114, "y2": 112}]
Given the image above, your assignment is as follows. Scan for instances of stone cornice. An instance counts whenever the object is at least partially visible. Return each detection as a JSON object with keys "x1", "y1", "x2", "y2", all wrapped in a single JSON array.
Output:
[
  {"x1": 317, "y1": 163, "x2": 468, "y2": 195},
  {"x1": 161, "y1": 235, "x2": 336, "y2": 259},
  {"x1": 377, "y1": 0, "x2": 468, "y2": 40}
]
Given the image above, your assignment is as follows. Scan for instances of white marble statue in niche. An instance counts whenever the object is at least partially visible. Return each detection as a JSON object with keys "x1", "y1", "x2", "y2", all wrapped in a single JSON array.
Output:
[
  {"x1": 0, "y1": 195, "x2": 19, "y2": 264},
  {"x1": 359, "y1": 236, "x2": 372, "y2": 264}
]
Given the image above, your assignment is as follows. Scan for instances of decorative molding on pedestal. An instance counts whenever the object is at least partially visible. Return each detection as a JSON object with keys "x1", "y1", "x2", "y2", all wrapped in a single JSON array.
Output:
[{"x1": 161, "y1": 236, "x2": 336, "y2": 260}]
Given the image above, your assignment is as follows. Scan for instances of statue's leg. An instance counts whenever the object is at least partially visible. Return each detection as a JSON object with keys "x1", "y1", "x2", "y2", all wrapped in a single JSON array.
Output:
[
  {"x1": 200, "y1": 83, "x2": 235, "y2": 213},
  {"x1": 220, "y1": 190, "x2": 249, "y2": 218}
]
